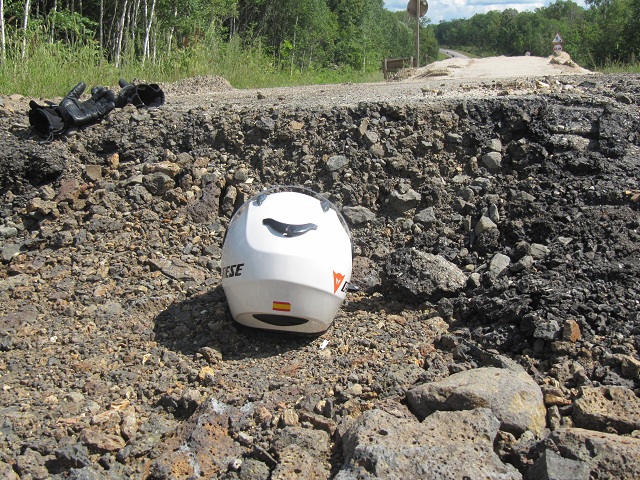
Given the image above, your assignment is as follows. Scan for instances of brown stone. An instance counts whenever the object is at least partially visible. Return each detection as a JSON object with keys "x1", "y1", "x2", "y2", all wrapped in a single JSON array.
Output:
[
  {"x1": 79, "y1": 427, "x2": 126, "y2": 452},
  {"x1": 143, "y1": 160, "x2": 181, "y2": 178},
  {"x1": 279, "y1": 408, "x2": 299, "y2": 427},
  {"x1": 562, "y1": 319, "x2": 581, "y2": 342},
  {"x1": 573, "y1": 386, "x2": 640, "y2": 434},
  {"x1": 107, "y1": 152, "x2": 120, "y2": 169},
  {"x1": 85, "y1": 164, "x2": 103, "y2": 182},
  {"x1": 298, "y1": 410, "x2": 337, "y2": 435},
  {"x1": 150, "y1": 398, "x2": 244, "y2": 478},
  {"x1": 550, "y1": 428, "x2": 640, "y2": 479},
  {"x1": 254, "y1": 406, "x2": 273, "y2": 426},
  {"x1": 620, "y1": 355, "x2": 640, "y2": 380},
  {"x1": 271, "y1": 445, "x2": 330, "y2": 479}
]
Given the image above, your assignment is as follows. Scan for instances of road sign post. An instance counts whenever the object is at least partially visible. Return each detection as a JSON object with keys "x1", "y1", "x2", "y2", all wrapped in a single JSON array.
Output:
[{"x1": 407, "y1": 0, "x2": 428, "y2": 68}]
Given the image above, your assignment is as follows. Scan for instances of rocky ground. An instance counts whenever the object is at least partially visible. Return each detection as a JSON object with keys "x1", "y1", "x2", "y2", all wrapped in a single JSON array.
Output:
[{"x1": 0, "y1": 59, "x2": 639, "y2": 479}]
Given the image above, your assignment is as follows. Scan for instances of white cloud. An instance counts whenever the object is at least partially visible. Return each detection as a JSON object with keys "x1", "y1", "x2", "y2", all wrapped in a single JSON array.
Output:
[{"x1": 384, "y1": 0, "x2": 585, "y2": 23}]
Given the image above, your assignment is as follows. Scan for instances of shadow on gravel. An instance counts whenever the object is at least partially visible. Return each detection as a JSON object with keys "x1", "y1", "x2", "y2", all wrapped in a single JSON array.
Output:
[{"x1": 153, "y1": 285, "x2": 317, "y2": 360}]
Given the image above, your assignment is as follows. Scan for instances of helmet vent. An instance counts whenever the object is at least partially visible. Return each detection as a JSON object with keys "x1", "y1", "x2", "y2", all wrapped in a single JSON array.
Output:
[{"x1": 262, "y1": 218, "x2": 317, "y2": 237}]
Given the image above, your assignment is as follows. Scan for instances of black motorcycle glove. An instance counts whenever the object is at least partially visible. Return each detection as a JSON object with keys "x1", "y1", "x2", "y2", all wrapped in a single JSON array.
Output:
[
  {"x1": 115, "y1": 79, "x2": 165, "y2": 108},
  {"x1": 29, "y1": 82, "x2": 116, "y2": 139}
]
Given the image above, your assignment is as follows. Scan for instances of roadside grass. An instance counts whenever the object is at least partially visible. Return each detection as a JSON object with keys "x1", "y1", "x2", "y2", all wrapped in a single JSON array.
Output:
[
  {"x1": 3, "y1": 36, "x2": 639, "y2": 99},
  {"x1": 598, "y1": 60, "x2": 640, "y2": 74},
  {"x1": 0, "y1": 36, "x2": 383, "y2": 98}
]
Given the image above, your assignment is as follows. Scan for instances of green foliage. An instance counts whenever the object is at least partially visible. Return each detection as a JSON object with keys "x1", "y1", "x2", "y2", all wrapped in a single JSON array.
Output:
[
  {"x1": 5, "y1": 0, "x2": 640, "y2": 97},
  {"x1": 0, "y1": 36, "x2": 113, "y2": 97},
  {"x1": 434, "y1": 0, "x2": 640, "y2": 69},
  {"x1": 0, "y1": 0, "x2": 427, "y2": 96},
  {"x1": 48, "y1": 9, "x2": 99, "y2": 46},
  {"x1": 600, "y1": 56, "x2": 640, "y2": 73},
  {"x1": 0, "y1": 24, "x2": 381, "y2": 97}
]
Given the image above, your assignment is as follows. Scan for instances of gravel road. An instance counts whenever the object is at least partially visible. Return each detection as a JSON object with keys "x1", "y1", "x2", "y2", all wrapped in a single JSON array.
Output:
[{"x1": 163, "y1": 53, "x2": 592, "y2": 111}]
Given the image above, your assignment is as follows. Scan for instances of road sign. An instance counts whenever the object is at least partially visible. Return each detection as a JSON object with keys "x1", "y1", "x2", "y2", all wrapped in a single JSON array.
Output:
[
  {"x1": 407, "y1": 0, "x2": 428, "y2": 17},
  {"x1": 553, "y1": 33, "x2": 563, "y2": 44}
]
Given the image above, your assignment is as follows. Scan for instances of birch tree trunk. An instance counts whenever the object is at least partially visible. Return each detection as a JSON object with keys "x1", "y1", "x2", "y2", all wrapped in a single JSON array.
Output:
[
  {"x1": 99, "y1": 0, "x2": 103, "y2": 48},
  {"x1": 114, "y1": 0, "x2": 128, "y2": 67},
  {"x1": 21, "y1": 0, "x2": 31, "y2": 60},
  {"x1": 130, "y1": 0, "x2": 140, "y2": 46},
  {"x1": 0, "y1": 0, "x2": 5, "y2": 63},
  {"x1": 290, "y1": 16, "x2": 298, "y2": 76},
  {"x1": 107, "y1": 0, "x2": 118, "y2": 56},
  {"x1": 49, "y1": 0, "x2": 57, "y2": 43},
  {"x1": 167, "y1": 0, "x2": 177, "y2": 55},
  {"x1": 151, "y1": 24, "x2": 157, "y2": 63},
  {"x1": 142, "y1": 0, "x2": 156, "y2": 63}
]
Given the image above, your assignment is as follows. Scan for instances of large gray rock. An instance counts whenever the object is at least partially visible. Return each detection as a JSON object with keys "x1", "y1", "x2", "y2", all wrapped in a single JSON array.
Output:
[
  {"x1": 150, "y1": 397, "x2": 244, "y2": 478},
  {"x1": 482, "y1": 151, "x2": 502, "y2": 171},
  {"x1": 572, "y1": 386, "x2": 640, "y2": 434},
  {"x1": 271, "y1": 426, "x2": 331, "y2": 479},
  {"x1": 407, "y1": 367, "x2": 546, "y2": 436},
  {"x1": 0, "y1": 460, "x2": 18, "y2": 480},
  {"x1": 488, "y1": 252, "x2": 511, "y2": 279},
  {"x1": 336, "y1": 408, "x2": 521, "y2": 479},
  {"x1": 343, "y1": 206, "x2": 376, "y2": 225},
  {"x1": 142, "y1": 171, "x2": 175, "y2": 195},
  {"x1": 414, "y1": 206, "x2": 437, "y2": 224},
  {"x1": 475, "y1": 215, "x2": 498, "y2": 234},
  {"x1": 384, "y1": 248, "x2": 467, "y2": 301},
  {"x1": 549, "y1": 428, "x2": 640, "y2": 480},
  {"x1": 388, "y1": 188, "x2": 421, "y2": 213},
  {"x1": 326, "y1": 155, "x2": 349, "y2": 171},
  {"x1": 525, "y1": 449, "x2": 590, "y2": 480}
]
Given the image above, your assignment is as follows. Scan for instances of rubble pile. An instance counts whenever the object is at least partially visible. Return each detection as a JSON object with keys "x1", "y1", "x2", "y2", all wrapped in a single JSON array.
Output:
[{"x1": 0, "y1": 73, "x2": 638, "y2": 479}]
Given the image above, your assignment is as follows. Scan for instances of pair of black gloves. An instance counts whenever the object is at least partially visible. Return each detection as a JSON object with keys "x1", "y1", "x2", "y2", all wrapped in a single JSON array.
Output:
[{"x1": 28, "y1": 79, "x2": 165, "y2": 140}]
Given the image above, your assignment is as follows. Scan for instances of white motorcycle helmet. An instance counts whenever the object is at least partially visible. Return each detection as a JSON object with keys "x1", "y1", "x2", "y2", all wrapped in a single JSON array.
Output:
[{"x1": 221, "y1": 186, "x2": 353, "y2": 334}]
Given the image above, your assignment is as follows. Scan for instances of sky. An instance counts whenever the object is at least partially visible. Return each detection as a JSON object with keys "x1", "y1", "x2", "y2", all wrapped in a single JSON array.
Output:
[{"x1": 384, "y1": 0, "x2": 587, "y2": 23}]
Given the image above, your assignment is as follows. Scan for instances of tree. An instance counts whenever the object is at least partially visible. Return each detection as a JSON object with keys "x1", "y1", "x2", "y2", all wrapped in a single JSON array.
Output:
[
  {"x1": 624, "y1": 0, "x2": 640, "y2": 58},
  {"x1": 142, "y1": 0, "x2": 156, "y2": 62},
  {"x1": 0, "y1": 0, "x2": 5, "y2": 63},
  {"x1": 114, "y1": 0, "x2": 128, "y2": 67},
  {"x1": 21, "y1": 0, "x2": 30, "y2": 60},
  {"x1": 433, "y1": 1, "x2": 600, "y2": 62}
]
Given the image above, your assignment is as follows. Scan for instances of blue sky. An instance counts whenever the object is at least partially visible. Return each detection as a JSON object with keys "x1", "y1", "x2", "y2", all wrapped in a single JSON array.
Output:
[{"x1": 384, "y1": 0, "x2": 587, "y2": 23}]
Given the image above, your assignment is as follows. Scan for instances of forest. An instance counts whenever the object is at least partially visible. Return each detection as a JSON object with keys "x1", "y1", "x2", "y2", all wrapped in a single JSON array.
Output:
[
  {"x1": 0, "y1": 0, "x2": 439, "y2": 95},
  {"x1": 0, "y1": 0, "x2": 639, "y2": 96},
  {"x1": 434, "y1": 0, "x2": 640, "y2": 70}
]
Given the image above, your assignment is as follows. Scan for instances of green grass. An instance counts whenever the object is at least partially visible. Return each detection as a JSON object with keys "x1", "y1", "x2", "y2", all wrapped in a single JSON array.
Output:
[
  {"x1": 1, "y1": 41, "x2": 117, "y2": 98},
  {"x1": 0, "y1": 35, "x2": 384, "y2": 98},
  {"x1": 4, "y1": 34, "x2": 639, "y2": 99},
  {"x1": 598, "y1": 61, "x2": 640, "y2": 74}
]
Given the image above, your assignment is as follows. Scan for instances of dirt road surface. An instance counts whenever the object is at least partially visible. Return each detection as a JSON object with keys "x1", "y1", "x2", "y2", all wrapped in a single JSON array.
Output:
[
  {"x1": 415, "y1": 52, "x2": 591, "y2": 80},
  {"x1": 165, "y1": 53, "x2": 593, "y2": 112}
]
